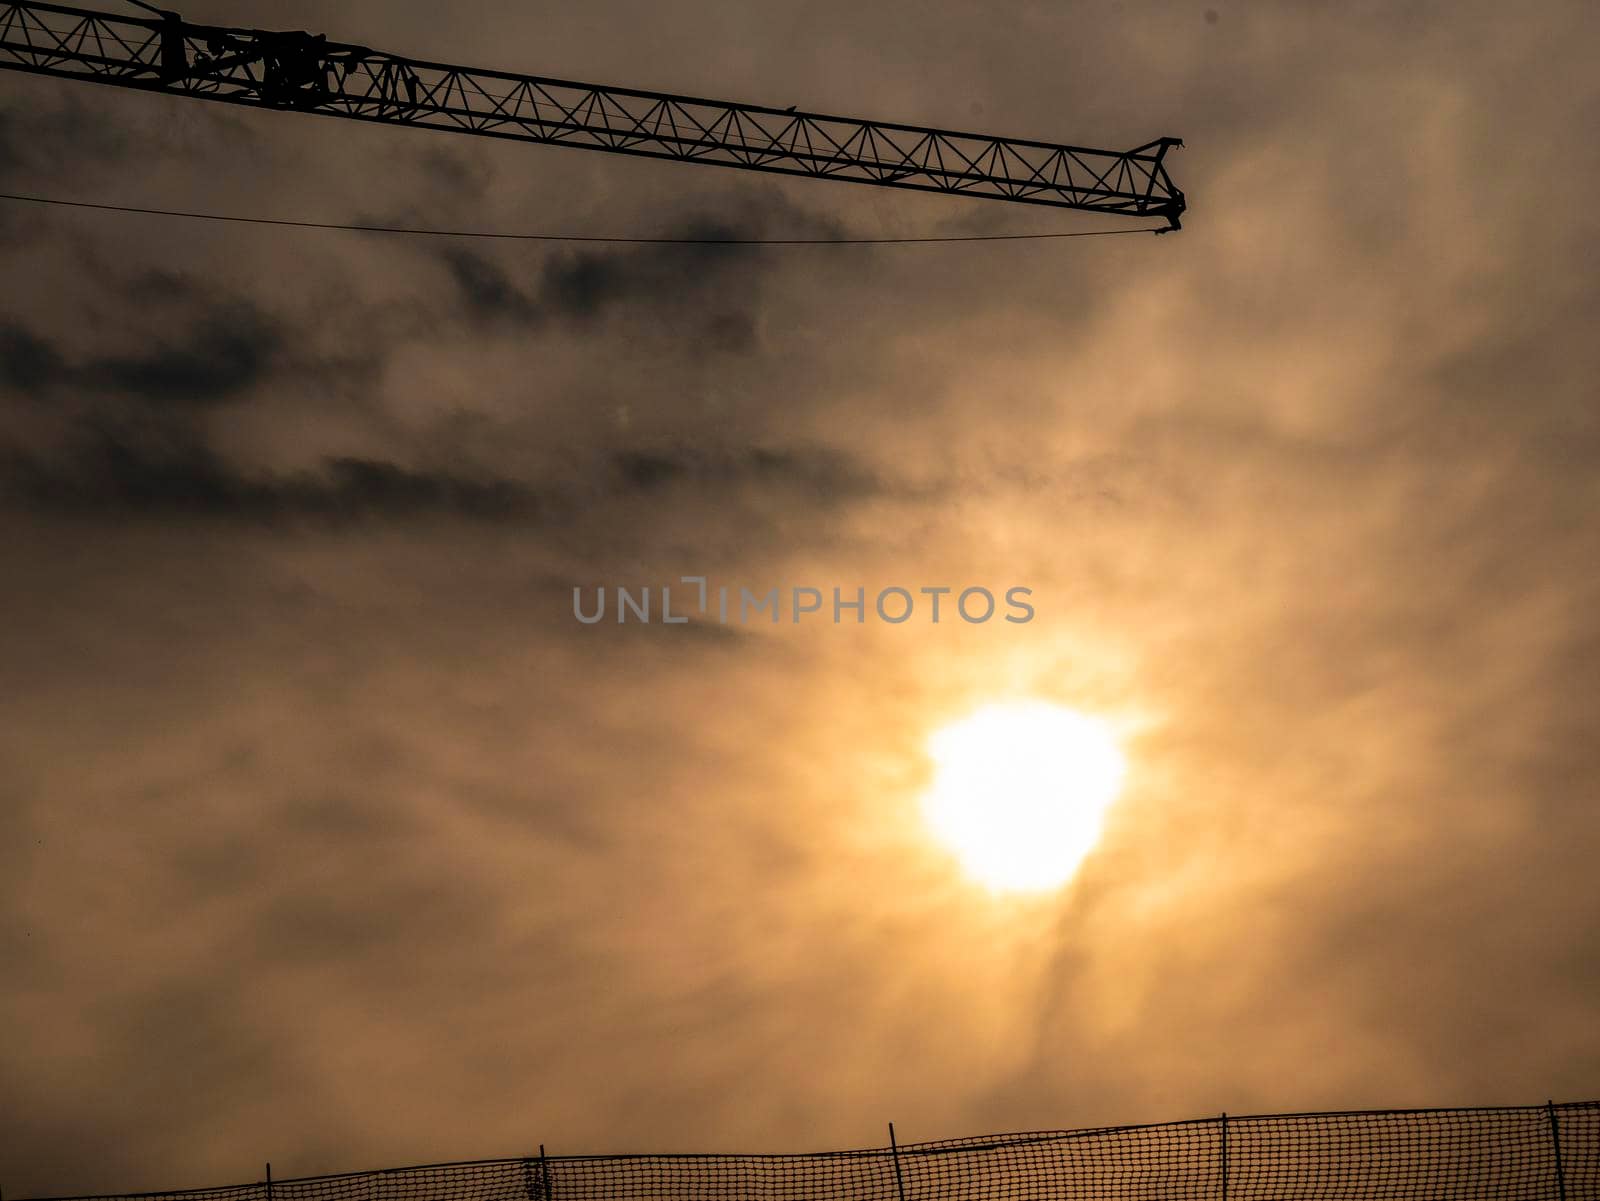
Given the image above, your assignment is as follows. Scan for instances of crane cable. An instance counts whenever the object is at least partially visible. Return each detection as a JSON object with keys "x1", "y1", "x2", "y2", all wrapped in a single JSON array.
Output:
[{"x1": 0, "y1": 191, "x2": 1169, "y2": 245}]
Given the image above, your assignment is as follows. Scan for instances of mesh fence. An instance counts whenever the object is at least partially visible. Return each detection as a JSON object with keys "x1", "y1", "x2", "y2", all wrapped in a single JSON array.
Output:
[{"x1": 21, "y1": 1102, "x2": 1599, "y2": 1201}]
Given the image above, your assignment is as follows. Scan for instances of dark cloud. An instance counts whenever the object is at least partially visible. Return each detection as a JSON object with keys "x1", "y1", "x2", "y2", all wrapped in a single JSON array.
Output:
[
  {"x1": 85, "y1": 303, "x2": 282, "y2": 405},
  {"x1": 437, "y1": 234, "x2": 763, "y2": 330},
  {"x1": 441, "y1": 245, "x2": 541, "y2": 323},
  {"x1": 0, "y1": 108, "x2": 17, "y2": 176},
  {"x1": 122, "y1": 268, "x2": 216, "y2": 305},
  {"x1": 0, "y1": 426, "x2": 544, "y2": 522},
  {"x1": 0, "y1": 82, "x2": 264, "y2": 187},
  {"x1": 414, "y1": 144, "x2": 496, "y2": 202},
  {"x1": 538, "y1": 223, "x2": 759, "y2": 320},
  {"x1": 0, "y1": 302, "x2": 278, "y2": 405},
  {"x1": 436, "y1": 199, "x2": 842, "y2": 343},
  {"x1": 612, "y1": 443, "x2": 877, "y2": 504},
  {"x1": 0, "y1": 319, "x2": 65, "y2": 392},
  {"x1": 1, "y1": 415, "x2": 883, "y2": 528},
  {"x1": 0, "y1": 92, "x2": 132, "y2": 180}
]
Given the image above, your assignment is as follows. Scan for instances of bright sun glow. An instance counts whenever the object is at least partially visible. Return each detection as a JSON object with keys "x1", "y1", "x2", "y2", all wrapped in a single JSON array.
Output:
[{"x1": 922, "y1": 702, "x2": 1127, "y2": 893}]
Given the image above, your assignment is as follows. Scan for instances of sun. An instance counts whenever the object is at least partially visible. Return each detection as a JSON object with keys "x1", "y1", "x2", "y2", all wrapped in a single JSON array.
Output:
[{"x1": 921, "y1": 702, "x2": 1127, "y2": 893}]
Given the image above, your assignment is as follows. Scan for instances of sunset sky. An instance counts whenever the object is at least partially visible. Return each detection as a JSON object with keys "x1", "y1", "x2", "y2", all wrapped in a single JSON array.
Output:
[{"x1": 2, "y1": 0, "x2": 1598, "y2": 1195}]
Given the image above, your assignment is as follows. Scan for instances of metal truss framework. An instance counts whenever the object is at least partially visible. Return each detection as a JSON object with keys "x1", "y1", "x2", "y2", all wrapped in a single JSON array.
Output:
[{"x1": 0, "y1": 1, "x2": 1187, "y2": 229}]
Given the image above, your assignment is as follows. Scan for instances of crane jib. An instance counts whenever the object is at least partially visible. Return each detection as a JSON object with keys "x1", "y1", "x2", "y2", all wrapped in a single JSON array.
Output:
[{"x1": 0, "y1": 0, "x2": 1186, "y2": 230}]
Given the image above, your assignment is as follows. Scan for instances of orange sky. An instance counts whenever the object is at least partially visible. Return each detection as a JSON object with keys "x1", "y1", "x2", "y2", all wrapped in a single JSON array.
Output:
[{"x1": 2, "y1": 0, "x2": 1598, "y2": 1194}]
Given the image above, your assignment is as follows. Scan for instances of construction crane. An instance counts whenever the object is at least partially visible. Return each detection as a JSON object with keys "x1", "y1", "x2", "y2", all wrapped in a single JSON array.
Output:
[{"x1": 0, "y1": 0, "x2": 1186, "y2": 231}]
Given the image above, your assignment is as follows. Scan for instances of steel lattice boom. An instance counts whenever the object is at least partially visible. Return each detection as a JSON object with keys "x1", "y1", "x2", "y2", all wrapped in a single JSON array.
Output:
[{"x1": 0, "y1": 1, "x2": 1186, "y2": 229}]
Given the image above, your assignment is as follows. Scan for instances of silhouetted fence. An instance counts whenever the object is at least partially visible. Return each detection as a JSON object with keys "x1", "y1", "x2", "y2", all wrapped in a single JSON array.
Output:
[{"x1": 19, "y1": 1101, "x2": 1600, "y2": 1201}]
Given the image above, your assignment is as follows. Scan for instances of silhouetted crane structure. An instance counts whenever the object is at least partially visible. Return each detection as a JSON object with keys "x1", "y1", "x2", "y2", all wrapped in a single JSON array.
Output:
[{"x1": 0, "y1": 0, "x2": 1186, "y2": 230}]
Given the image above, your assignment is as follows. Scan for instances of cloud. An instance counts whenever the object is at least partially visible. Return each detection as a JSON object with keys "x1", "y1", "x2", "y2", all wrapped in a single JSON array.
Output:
[
  {"x1": 0, "y1": 91, "x2": 133, "y2": 182},
  {"x1": 610, "y1": 443, "x2": 876, "y2": 503},
  {"x1": 433, "y1": 200, "x2": 836, "y2": 354},
  {"x1": 0, "y1": 297, "x2": 279, "y2": 406},
  {"x1": 0, "y1": 407, "x2": 880, "y2": 528},
  {"x1": 3, "y1": 0, "x2": 1600, "y2": 1194},
  {"x1": 0, "y1": 428, "x2": 543, "y2": 522},
  {"x1": 0, "y1": 320, "x2": 65, "y2": 392},
  {"x1": 87, "y1": 304, "x2": 282, "y2": 406},
  {"x1": 0, "y1": 80, "x2": 265, "y2": 188},
  {"x1": 440, "y1": 245, "x2": 542, "y2": 323}
]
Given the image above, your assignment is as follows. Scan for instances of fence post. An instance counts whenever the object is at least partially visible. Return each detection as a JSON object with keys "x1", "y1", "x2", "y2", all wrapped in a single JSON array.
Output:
[
  {"x1": 889, "y1": 1123, "x2": 908, "y2": 1201},
  {"x1": 1220, "y1": 1114, "x2": 1228, "y2": 1201},
  {"x1": 265, "y1": 1163, "x2": 273, "y2": 1201},
  {"x1": 1548, "y1": 1101, "x2": 1567, "y2": 1201},
  {"x1": 540, "y1": 1144, "x2": 554, "y2": 1201}
]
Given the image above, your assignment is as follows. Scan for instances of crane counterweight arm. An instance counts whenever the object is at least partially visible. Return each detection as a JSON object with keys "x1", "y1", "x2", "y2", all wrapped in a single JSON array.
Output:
[{"x1": 0, "y1": 1, "x2": 1186, "y2": 229}]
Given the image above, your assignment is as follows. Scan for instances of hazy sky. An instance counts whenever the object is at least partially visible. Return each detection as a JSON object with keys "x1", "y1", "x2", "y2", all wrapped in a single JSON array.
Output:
[{"x1": 2, "y1": 0, "x2": 1598, "y2": 1195}]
